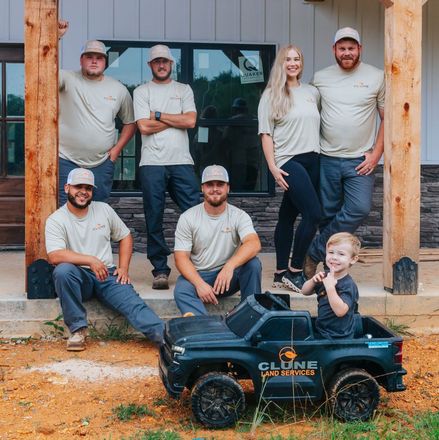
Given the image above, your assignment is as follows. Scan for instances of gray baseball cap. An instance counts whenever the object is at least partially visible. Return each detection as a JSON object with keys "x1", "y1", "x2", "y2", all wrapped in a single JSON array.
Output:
[{"x1": 201, "y1": 165, "x2": 229, "y2": 184}]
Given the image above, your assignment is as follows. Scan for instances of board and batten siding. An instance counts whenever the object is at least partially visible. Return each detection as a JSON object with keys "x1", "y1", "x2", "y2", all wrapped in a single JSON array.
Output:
[{"x1": 1, "y1": 0, "x2": 438, "y2": 162}]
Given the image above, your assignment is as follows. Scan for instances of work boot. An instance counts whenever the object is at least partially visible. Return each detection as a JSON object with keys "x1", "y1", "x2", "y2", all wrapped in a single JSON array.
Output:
[
  {"x1": 303, "y1": 255, "x2": 318, "y2": 279},
  {"x1": 66, "y1": 327, "x2": 88, "y2": 352},
  {"x1": 272, "y1": 271, "x2": 287, "y2": 289},
  {"x1": 282, "y1": 270, "x2": 307, "y2": 293},
  {"x1": 152, "y1": 273, "x2": 169, "y2": 290}
]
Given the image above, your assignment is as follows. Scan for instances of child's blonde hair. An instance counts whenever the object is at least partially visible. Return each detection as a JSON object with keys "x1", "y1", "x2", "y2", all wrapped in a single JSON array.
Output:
[{"x1": 326, "y1": 232, "x2": 361, "y2": 257}]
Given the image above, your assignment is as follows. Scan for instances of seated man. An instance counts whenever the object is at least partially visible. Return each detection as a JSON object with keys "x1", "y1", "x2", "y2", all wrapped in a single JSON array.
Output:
[
  {"x1": 173, "y1": 165, "x2": 262, "y2": 315},
  {"x1": 45, "y1": 168, "x2": 164, "y2": 351}
]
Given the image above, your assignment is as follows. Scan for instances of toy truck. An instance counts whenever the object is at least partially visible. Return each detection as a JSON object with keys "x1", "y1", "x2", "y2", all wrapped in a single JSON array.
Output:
[{"x1": 159, "y1": 293, "x2": 406, "y2": 428}]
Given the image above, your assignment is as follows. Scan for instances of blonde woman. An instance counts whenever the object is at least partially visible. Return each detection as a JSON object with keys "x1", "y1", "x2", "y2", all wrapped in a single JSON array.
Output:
[{"x1": 258, "y1": 45, "x2": 321, "y2": 292}]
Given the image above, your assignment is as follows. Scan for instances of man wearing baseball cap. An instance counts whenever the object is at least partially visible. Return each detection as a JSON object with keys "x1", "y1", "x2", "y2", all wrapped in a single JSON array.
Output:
[
  {"x1": 133, "y1": 44, "x2": 200, "y2": 290},
  {"x1": 45, "y1": 168, "x2": 164, "y2": 351},
  {"x1": 173, "y1": 165, "x2": 262, "y2": 316},
  {"x1": 304, "y1": 27, "x2": 385, "y2": 277},
  {"x1": 57, "y1": 20, "x2": 136, "y2": 205}
]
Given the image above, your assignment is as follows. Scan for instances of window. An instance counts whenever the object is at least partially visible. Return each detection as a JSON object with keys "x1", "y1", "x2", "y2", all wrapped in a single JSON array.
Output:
[
  {"x1": 259, "y1": 317, "x2": 310, "y2": 341},
  {"x1": 0, "y1": 51, "x2": 24, "y2": 177},
  {"x1": 102, "y1": 42, "x2": 276, "y2": 196}
]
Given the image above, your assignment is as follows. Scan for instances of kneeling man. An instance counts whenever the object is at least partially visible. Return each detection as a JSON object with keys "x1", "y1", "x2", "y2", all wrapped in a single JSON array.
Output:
[
  {"x1": 174, "y1": 165, "x2": 262, "y2": 315},
  {"x1": 45, "y1": 168, "x2": 164, "y2": 351}
]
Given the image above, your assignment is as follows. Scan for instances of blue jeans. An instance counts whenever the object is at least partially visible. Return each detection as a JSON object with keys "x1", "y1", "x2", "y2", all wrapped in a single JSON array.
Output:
[
  {"x1": 59, "y1": 157, "x2": 115, "y2": 205},
  {"x1": 274, "y1": 153, "x2": 321, "y2": 270},
  {"x1": 308, "y1": 155, "x2": 375, "y2": 263},
  {"x1": 52, "y1": 263, "x2": 164, "y2": 344},
  {"x1": 174, "y1": 257, "x2": 262, "y2": 315},
  {"x1": 139, "y1": 165, "x2": 200, "y2": 276}
]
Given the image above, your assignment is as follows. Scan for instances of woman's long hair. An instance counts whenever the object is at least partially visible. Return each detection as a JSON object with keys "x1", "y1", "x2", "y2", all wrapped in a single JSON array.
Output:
[{"x1": 265, "y1": 45, "x2": 304, "y2": 121}]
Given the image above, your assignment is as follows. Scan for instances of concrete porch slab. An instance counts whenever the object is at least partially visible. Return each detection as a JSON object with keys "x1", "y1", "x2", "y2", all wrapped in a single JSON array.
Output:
[{"x1": 0, "y1": 251, "x2": 438, "y2": 337}]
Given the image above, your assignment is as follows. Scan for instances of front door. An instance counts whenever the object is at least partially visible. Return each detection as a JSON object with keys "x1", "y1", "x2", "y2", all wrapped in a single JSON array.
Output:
[{"x1": 0, "y1": 45, "x2": 24, "y2": 247}]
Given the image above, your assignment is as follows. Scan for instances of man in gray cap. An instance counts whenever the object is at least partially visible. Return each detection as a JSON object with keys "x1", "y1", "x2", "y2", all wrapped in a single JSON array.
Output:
[
  {"x1": 173, "y1": 165, "x2": 262, "y2": 316},
  {"x1": 45, "y1": 168, "x2": 164, "y2": 351},
  {"x1": 57, "y1": 21, "x2": 136, "y2": 205},
  {"x1": 133, "y1": 44, "x2": 199, "y2": 290},
  {"x1": 302, "y1": 27, "x2": 385, "y2": 281}
]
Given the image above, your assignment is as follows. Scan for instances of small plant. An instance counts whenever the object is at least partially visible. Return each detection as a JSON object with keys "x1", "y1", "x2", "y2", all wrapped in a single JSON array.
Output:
[
  {"x1": 43, "y1": 314, "x2": 65, "y2": 337},
  {"x1": 152, "y1": 397, "x2": 171, "y2": 406},
  {"x1": 81, "y1": 417, "x2": 90, "y2": 426},
  {"x1": 112, "y1": 403, "x2": 155, "y2": 421},
  {"x1": 385, "y1": 319, "x2": 414, "y2": 336},
  {"x1": 117, "y1": 431, "x2": 182, "y2": 440},
  {"x1": 88, "y1": 317, "x2": 135, "y2": 341}
]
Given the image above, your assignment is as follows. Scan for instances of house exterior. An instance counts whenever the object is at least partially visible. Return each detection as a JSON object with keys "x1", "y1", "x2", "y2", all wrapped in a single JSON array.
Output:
[{"x1": 0, "y1": 0, "x2": 437, "y2": 252}]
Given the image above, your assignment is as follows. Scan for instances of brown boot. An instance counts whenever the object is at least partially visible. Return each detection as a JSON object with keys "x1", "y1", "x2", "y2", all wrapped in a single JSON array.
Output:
[
  {"x1": 66, "y1": 328, "x2": 88, "y2": 351},
  {"x1": 303, "y1": 255, "x2": 318, "y2": 279}
]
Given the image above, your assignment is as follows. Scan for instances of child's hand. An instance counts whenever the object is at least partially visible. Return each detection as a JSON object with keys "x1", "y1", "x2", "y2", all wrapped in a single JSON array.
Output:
[
  {"x1": 323, "y1": 268, "x2": 337, "y2": 290},
  {"x1": 312, "y1": 271, "x2": 326, "y2": 283}
]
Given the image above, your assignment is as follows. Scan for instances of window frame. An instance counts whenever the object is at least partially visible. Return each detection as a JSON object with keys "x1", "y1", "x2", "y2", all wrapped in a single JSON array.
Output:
[{"x1": 102, "y1": 40, "x2": 276, "y2": 198}]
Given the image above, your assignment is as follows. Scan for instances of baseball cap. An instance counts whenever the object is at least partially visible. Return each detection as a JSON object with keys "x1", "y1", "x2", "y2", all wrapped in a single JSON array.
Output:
[
  {"x1": 232, "y1": 98, "x2": 247, "y2": 109},
  {"x1": 148, "y1": 44, "x2": 174, "y2": 62},
  {"x1": 80, "y1": 40, "x2": 107, "y2": 57},
  {"x1": 334, "y1": 27, "x2": 361, "y2": 44},
  {"x1": 67, "y1": 168, "x2": 97, "y2": 187},
  {"x1": 201, "y1": 165, "x2": 229, "y2": 184}
]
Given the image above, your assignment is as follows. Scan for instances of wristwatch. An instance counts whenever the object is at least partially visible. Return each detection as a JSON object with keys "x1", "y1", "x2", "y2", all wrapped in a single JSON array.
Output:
[{"x1": 155, "y1": 111, "x2": 161, "y2": 121}]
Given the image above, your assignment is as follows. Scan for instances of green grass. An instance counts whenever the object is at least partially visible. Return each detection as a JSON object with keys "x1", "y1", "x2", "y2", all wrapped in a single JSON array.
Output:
[
  {"x1": 385, "y1": 318, "x2": 414, "y2": 336},
  {"x1": 118, "y1": 431, "x2": 182, "y2": 440},
  {"x1": 88, "y1": 318, "x2": 136, "y2": 341},
  {"x1": 112, "y1": 403, "x2": 155, "y2": 421},
  {"x1": 43, "y1": 314, "x2": 65, "y2": 337}
]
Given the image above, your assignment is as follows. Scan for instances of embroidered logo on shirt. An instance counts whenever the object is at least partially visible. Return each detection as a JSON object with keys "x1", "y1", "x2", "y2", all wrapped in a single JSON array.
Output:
[
  {"x1": 93, "y1": 224, "x2": 106, "y2": 231},
  {"x1": 221, "y1": 227, "x2": 232, "y2": 233},
  {"x1": 353, "y1": 81, "x2": 369, "y2": 88},
  {"x1": 104, "y1": 95, "x2": 117, "y2": 101}
]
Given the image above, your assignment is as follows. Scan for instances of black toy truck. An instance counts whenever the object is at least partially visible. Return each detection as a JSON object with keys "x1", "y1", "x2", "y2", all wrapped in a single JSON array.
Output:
[{"x1": 159, "y1": 293, "x2": 406, "y2": 428}]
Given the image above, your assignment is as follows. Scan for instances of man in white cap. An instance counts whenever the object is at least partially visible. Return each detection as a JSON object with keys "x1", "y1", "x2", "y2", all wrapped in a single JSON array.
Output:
[
  {"x1": 133, "y1": 44, "x2": 200, "y2": 290},
  {"x1": 57, "y1": 21, "x2": 136, "y2": 205},
  {"x1": 303, "y1": 27, "x2": 385, "y2": 281},
  {"x1": 45, "y1": 168, "x2": 164, "y2": 351},
  {"x1": 173, "y1": 165, "x2": 262, "y2": 316}
]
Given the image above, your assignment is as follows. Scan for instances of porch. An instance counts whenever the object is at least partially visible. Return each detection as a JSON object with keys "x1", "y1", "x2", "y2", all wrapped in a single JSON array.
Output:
[{"x1": 1, "y1": 251, "x2": 438, "y2": 338}]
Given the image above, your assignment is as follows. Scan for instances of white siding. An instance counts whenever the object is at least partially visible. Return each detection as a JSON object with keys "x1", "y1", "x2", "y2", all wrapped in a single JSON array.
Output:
[{"x1": 3, "y1": 0, "x2": 437, "y2": 163}]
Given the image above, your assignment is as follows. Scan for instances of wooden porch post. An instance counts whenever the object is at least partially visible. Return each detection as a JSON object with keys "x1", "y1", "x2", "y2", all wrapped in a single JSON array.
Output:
[
  {"x1": 382, "y1": 0, "x2": 424, "y2": 294},
  {"x1": 24, "y1": 0, "x2": 58, "y2": 272}
]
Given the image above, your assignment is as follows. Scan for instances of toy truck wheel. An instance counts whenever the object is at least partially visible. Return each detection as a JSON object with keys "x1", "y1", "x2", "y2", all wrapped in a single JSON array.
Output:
[
  {"x1": 328, "y1": 368, "x2": 380, "y2": 422},
  {"x1": 191, "y1": 372, "x2": 245, "y2": 428}
]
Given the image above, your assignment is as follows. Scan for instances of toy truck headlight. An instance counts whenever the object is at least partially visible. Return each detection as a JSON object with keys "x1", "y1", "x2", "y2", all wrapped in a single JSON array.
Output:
[{"x1": 172, "y1": 345, "x2": 185, "y2": 356}]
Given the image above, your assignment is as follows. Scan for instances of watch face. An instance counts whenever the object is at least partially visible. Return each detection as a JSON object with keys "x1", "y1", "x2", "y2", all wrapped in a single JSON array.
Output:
[{"x1": 155, "y1": 111, "x2": 161, "y2": 120}]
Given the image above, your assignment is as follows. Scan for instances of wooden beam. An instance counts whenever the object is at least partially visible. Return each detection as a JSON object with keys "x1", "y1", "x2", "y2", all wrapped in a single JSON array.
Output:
[
  {"x1": 383, "y1": 0, "x2": 423, "y2": 294},
  {"x1": 24, "y1": 0, "x2": 58, "y2": 271}
]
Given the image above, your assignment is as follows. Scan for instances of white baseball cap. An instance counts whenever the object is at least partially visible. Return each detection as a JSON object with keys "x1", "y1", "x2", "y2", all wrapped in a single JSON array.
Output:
[
  {"x1": 67, "y1": 168, "x2": 97, "y2": 187},
  {"x1": 80, "y1": 40, "x2": 107, "y2": 57},
  {"x1": 148, "y1": 44, "x2": 174, "y2": 62},
  {"x1": 334, "y1": 27, "x2": 361, "y2": 44}
]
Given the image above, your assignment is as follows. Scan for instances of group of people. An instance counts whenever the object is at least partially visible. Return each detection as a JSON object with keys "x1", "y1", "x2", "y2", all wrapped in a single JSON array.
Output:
[{"x1": 46, "y1": 23, "x2": 383, "y2": 352}]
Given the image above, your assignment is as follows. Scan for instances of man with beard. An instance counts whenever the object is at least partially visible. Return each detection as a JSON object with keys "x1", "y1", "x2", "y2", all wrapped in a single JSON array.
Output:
[
  {"x1": 133, "y1": 44, "x2": 199, "y2": 290},
  {"x1": 45, "y1": 168, "x2": 164, "y2": 351},
  {"x1": 57, "y1": 21, "x2": 136, "y2": 205},
  {"x1": 304, "y1": 27, "x2": 385, "y2": 278},
  {"x1": 173, "y1": 165, "x2": 262, "y2": 316}
]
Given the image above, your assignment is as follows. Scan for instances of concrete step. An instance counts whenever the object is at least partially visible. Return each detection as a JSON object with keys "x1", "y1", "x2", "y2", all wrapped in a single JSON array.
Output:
[{"x1": 0, "y1": 252, "x2": 438, "y2": 337}]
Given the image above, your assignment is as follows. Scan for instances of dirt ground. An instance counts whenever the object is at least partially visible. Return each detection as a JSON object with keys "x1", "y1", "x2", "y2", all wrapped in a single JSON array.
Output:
[{"x1": 0, "y1": 335, "x2": 438, "y2": 440}]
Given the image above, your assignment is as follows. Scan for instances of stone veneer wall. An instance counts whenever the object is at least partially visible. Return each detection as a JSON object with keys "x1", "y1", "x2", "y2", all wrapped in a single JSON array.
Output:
[{"x1": 109, "y1": 165, "x2": 439, "y2": 253}]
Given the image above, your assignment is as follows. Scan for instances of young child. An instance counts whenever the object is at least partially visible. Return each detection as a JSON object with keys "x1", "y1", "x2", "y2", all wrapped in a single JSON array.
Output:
[{"x1": 301, "y1": 232, "x2": 360, "y2": 339}]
